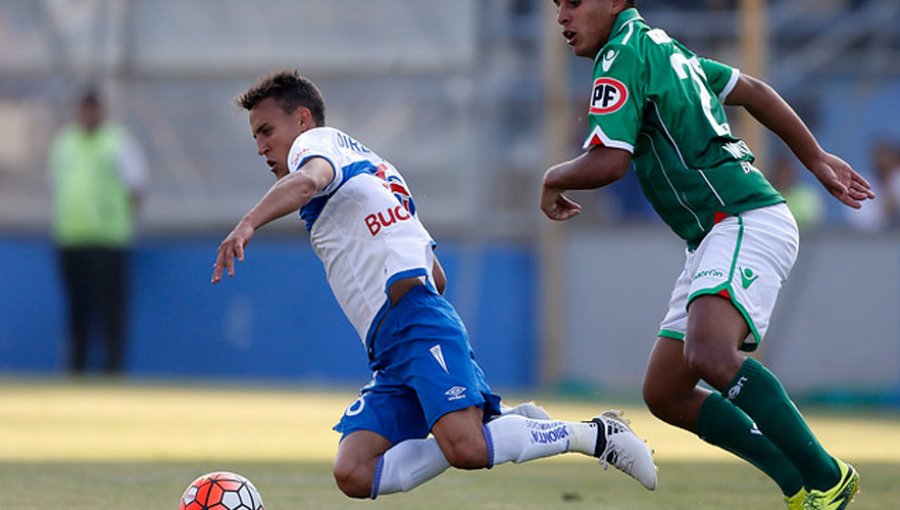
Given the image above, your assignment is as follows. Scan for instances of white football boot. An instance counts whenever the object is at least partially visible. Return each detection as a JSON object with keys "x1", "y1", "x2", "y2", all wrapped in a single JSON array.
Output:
[{"x1": 591, "y1": 410, "x2": 657, "y2": 490}]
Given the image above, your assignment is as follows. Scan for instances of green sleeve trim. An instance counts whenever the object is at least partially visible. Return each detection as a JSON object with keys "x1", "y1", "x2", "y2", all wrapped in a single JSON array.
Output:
[{"x1": 658, "y1": 329, "x2": 685, "y2": 340}]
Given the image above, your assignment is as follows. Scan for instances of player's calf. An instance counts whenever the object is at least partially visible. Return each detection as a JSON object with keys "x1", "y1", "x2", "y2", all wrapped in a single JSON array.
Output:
[
  {"x1": 432, "y1": 406, "x2": 491, "y2": 469},
  {"x1": 439, "y1": 438, "x2": 489, "y2": 469}
]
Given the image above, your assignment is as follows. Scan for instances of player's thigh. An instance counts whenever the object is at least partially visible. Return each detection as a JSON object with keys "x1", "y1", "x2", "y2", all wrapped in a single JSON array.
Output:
[
  {"x1": 402, "y1": 334, "x2": 499, "y2": 431},
  {"x1": 334, "y1": 374, "x2": 431, "y2": 446},
  {"x1": 685, "y1": 294, "x2": 750, "y2": 355},
  {"x1": 383, "y1": 294, "x2": 502, "y2": 429}
]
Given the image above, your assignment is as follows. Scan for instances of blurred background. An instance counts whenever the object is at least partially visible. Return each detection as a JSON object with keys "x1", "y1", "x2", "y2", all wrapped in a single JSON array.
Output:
[{"x1": 1, "y1": 0, "x2": 899, "y2": 404}]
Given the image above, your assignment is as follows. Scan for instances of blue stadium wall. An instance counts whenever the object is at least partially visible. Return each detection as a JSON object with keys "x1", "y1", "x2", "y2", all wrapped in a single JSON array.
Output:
[{"x1": 0, "y1": 237, "x2": 536, "y2": 389}]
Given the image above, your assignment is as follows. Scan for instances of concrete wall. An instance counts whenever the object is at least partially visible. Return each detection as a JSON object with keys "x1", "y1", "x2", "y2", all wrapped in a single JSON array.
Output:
[{"x1": 564, "y1": 227, "x2": 900, "y2": 398}]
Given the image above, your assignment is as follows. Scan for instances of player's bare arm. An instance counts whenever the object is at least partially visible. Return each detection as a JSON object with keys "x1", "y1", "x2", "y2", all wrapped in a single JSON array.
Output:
[
  {"x1": 211, "y1": 158, "x2": 334, "y2": 283},
  {"x1": 432, "y1": 255, "x2": 447, "y2": 295},
  {"x1": 726, "y1": 74, "x2": 875, "y2": 208},
  {"x1": 541, "y1": 145, "x2": 632, "y2": 221}
]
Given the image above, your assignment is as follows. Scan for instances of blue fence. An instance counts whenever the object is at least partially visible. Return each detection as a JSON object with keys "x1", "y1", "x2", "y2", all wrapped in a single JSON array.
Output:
[{"x1": 0, "y1": 237, "x2": 536, "y2": 389}]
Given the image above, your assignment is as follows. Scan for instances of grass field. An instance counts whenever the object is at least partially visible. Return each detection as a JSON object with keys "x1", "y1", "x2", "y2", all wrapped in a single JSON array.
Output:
[{"x1": 1, "y1": 379, "x2": 899, "y2": 509}]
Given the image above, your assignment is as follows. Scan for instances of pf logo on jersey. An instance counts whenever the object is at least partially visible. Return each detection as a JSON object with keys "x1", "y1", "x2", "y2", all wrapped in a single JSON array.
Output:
[{"x1": 589, "y1": 77, "x2": 628, "y2": 115}]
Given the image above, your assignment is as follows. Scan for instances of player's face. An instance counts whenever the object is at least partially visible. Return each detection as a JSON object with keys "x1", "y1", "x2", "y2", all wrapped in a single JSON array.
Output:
[
  {"x1": 248, "y1": 97, "x2": 306, "y2": 180},
  {"x1": 555, "y1": 0, "x2": 622, "y2": 58}
]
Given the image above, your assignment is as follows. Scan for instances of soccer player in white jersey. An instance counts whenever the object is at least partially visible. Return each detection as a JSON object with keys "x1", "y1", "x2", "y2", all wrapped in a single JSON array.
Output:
[
  {"x1": 211, "y1": 70, "x2": 656, "y2": 499},
  {"x1": 542, "y1": 1, "x2": 875, "y2": 509}
]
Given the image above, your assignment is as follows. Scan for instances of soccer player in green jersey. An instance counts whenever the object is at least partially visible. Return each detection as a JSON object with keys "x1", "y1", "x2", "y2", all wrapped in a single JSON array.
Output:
[{"x1": 542, "y1": 1, "x2": 875, "y2": 509}]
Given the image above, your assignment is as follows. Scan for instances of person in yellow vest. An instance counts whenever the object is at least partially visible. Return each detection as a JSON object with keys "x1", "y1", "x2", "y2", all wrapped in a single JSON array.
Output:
[
  {"x1": 49, "y1": 90, "x2": 147, "y2": 374},
  {"x1": 769, "y1": 153, "x2": 825, "y2": 231}
]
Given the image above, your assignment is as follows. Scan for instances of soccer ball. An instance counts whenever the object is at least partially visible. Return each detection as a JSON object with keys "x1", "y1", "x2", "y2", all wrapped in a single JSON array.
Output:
[{"x1": 179, "y1": 471, "x2": 264, "y2": 510}]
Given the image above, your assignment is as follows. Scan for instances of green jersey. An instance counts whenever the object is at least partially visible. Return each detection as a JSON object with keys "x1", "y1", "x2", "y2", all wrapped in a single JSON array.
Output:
[{"x1": 585, "y1": 8, "x2": 784, "y2": 248}]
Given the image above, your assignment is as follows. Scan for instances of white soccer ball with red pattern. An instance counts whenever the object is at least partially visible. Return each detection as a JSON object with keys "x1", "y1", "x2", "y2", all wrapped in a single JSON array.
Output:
[{"x1": 178, "y1": 471, "x2": 264, "y2": 510}]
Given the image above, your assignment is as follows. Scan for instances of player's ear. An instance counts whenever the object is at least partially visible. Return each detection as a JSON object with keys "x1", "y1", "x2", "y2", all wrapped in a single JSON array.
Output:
[{"x1": 295, "y1": 106, "x2": 315, "y2": 131}]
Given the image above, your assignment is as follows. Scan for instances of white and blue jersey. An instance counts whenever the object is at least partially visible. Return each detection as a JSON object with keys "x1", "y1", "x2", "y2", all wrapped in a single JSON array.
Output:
[
  {"x1": 288, "y1": 127, "x2": 502, "y2": 446},
  {"x1": 287, "y1": 127, "x2": 435, "y2": 354}
]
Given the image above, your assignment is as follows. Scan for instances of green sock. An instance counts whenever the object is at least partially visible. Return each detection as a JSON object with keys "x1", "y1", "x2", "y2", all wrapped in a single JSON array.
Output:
[
  {"x1": 697, "y1": 392, "x2": 803, "y2": 496},
  {"x1": 724, "y1": 357, "x2": 839, "y2": 491}
]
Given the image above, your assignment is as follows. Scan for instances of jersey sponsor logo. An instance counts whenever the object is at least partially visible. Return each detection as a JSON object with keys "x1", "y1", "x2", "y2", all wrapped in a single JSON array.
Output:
[
  {"x1": 601, "y1": 49, "x2": 618, "y2": 72},
  {"x1": 445, "y1": 386, "x2": 467, "y2": 401},
  {"x1": 589, "y1": 77, "x2": 628, "y2": 115},
  {"x1": 722, "y1": 141, "x2": 752, "y2": 160},
  {"x1": 364, "y1": 204, "x2": 411, "y2": 236}
]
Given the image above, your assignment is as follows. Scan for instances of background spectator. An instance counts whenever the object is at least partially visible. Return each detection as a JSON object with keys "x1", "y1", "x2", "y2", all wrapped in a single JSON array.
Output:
[{"x1": 49, "y1": 89, "x2": 148, "y2": 374}]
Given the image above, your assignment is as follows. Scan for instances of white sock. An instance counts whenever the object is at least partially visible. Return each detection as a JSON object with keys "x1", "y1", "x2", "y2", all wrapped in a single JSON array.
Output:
[
  {"x1": 371, "y1": 416, "x2": 598, "y2": 498},
  {"x1": 483, "y1": 414, "x2": 598, "y2": 466},
  {"x1": 372, "y1": 438, "x2": 450, "y2": 498}
]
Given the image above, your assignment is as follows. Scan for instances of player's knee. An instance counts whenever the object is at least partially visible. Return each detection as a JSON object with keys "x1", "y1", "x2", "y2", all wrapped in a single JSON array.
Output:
[
  {"x1": 333, "y1": 460, "x2": 373, "y2": 499},
  {"x1": 642, "y1": 383, "x2": 667, "y2": 418},
  {"x1": 683, "y1": 339, "x2": 717, "y2": 376},
  {"x1": 642, "y1": 380, "x2": 685, "y2": 423},
  {"x1": 442, "y1": 436, "x2": 489, "y2": 469},
  {"x1": 684, "y1": 342, "x2": 739, "y2": 389}
]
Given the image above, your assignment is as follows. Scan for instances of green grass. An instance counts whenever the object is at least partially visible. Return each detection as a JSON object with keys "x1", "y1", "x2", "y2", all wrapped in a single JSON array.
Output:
[
  {"x1": 5, "y1": 461, "x2": 900, "y2": 509},
  {"x1": 1, "y1": 380, "x2": 899, "y2": 509}
]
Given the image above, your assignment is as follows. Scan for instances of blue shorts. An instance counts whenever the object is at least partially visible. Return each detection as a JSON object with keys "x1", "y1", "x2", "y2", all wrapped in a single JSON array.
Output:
[{"x1": 334, "y1": 284, "x2": 502, "y2": 445}]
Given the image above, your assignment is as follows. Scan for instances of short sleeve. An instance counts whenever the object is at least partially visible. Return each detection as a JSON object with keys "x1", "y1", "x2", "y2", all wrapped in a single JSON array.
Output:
[
  {"x1": 287, "y1": 129, "x2": 342, "y2": 197},
  {"x1": 584, "y1": 44, "x2": 646, "y2": 153},
  {"x1": 699, "y1": 57, "x2": 740, "y2": 103},
  {"x1": 117, "y1": 132, "x2": 148, "y2": 193}
]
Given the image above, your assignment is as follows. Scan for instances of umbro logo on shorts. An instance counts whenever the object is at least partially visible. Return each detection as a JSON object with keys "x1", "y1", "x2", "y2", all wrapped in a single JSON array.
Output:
[{"x1": 445, "y1": 386, "x2": 466, "y2": 401}]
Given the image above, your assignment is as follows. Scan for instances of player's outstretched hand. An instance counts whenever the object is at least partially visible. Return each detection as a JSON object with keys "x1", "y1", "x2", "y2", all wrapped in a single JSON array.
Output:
[
  {"x1": 211, "y1": 221, "x2": 255, "y2": 284},
  {"x1": 541, "y1": 186, "x2": 582, "y2": 221},
  {"x1": 808, "y1": 152, "x2": 876, "y2": 209}
]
